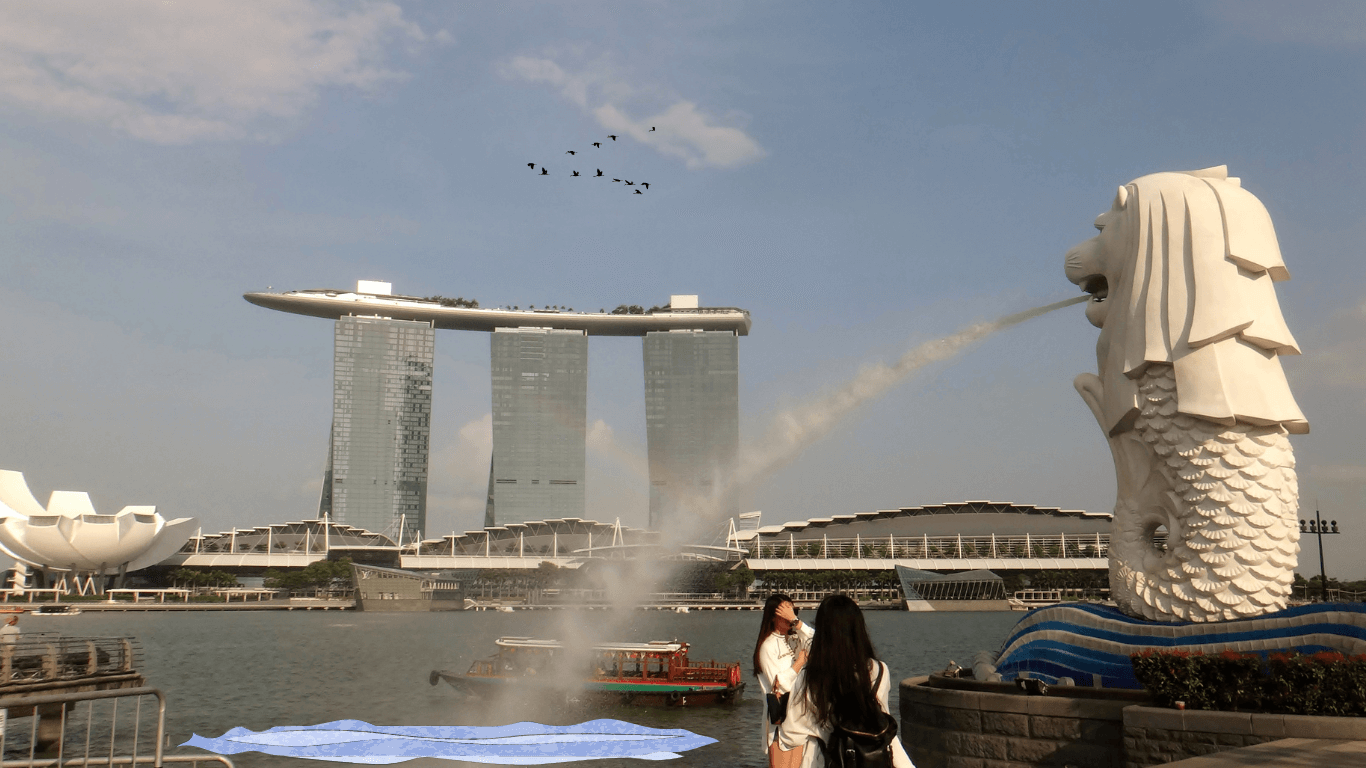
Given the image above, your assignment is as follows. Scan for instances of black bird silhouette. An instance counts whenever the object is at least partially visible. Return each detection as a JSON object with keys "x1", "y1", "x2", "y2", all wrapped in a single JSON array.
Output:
[
  {"x1": 571, "y1": 171, "x2": 580, "y2": 177},
  {"x1": 633, "y1": 189, "x2": 643, "y2": 194},
  {"x1": 565, "y1": 150, "x2": 576, "y2": 155},
  {"x1": 612, "y1": 178, "x2": 622, "y2": 182},
  {"x1": 527, "y1": 163, "x2": 535, "y2": 169},
  {"x1": 608, "y1": 135, "x2": 617, "y2": 141},
  {"x1": 649, "y1": 126, "x2": 656, "y2": 132},
  {"x1": 641, "y1": 182, "x2": 650, "y2": 189},
  {"x1": 624, "y1": 180, "x2": 634, "y2": 186},
  {"x1": 540, "y1": 168, "x2": 548, "y2": 175},
  {"x1": 595, "y1": 169, "x2": 603, "y2": 177},
  {"x1": 592, "y1": 142, "x2": 601, "y2": 148}
]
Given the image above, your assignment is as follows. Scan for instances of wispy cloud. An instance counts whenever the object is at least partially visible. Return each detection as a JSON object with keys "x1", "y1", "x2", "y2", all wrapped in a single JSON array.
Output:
[
  {"x1": 0, "y1": 1, "x2": 432, "y2": 143},
  {"x1": 1208, "y1": 0, "x2": 1366, "y2": 47},
  {"x1": 1310, "y1": 464, "x2": 1366, "y2": 483},
  {"x1": 426, "y1": 413, "x2": 493, "y2": 530},
  {"x1": 1287, "y1": 300, "x2": 1366, "y2": 410},
  {"x1": 503, "y1": 55, "x2": 764, "y2": 169}
]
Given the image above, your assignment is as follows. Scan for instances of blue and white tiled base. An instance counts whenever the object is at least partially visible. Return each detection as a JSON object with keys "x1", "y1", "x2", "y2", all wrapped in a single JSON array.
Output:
[{"x1": 990, "y1": 602, "x2": 1366, "y2": 689}]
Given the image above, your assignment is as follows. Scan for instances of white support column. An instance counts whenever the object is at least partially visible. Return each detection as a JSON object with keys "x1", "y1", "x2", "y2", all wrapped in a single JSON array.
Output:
[
  {"x1": 889, "y1": 534, "x2": 895, "y2": 559},
  {"x1": 519, "y1": 532, "x2": 524, "y2": 558},
  {"x1": 1026, "y1": 532, "x2": 1031, "y2": 559},
  {"x1": 823, "y1": 535, "x2": 828, "y2": 558},
  {"x1": 957, "y1": 534, "x2": 963, "y2": 559},
  {"x1": 991, "y1": 533, "x2": 997, "y2": 558},
  {"x1": 856, "y1": 534, "x2": 861, "y2": 558},
  {"x1": 922, "y1": 533, "x2": 928, "y2": 558},
  {"x1": 789, "y1": 534, "x2": 795, "y2": 558}
]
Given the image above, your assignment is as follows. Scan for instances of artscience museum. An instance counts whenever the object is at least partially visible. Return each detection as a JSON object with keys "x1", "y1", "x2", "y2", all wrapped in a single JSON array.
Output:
[{"x1": 0, "y1": 470, "x2": 196, "y2": 593}]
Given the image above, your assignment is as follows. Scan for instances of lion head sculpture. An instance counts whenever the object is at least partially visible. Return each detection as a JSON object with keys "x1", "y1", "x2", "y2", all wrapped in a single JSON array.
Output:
[{"x1": 1066, "y1": 165, "x2": 1307, "y2": 437}]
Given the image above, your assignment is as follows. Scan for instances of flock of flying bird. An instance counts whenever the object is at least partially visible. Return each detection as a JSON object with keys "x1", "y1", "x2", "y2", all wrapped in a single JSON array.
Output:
[{"x1": 527, "y1": 129, "x2": 656, "y2": 193}]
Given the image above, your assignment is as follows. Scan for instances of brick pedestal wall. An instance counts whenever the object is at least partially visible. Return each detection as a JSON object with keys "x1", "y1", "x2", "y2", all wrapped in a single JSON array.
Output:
[
  {"x1": 900, "y1": 677, "x2": 1366, "y2": 768},
  {"x1": 1122, "y1": 707, "x2": 1366, "y2": 768},
  {"x1": 900, "y1": 676, "x2": 1131, "y2": 768}
]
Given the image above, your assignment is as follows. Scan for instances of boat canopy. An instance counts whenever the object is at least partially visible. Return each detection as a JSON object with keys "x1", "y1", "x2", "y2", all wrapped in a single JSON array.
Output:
[{"x1": 494, "y1": 637, "x2": 688, "y2": 654}]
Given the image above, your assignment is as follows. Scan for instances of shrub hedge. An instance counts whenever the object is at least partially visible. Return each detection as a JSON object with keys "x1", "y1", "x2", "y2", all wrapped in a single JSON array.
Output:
[{"x1": 1131, "y1": 649, "x2": 1366, "y2": 716}]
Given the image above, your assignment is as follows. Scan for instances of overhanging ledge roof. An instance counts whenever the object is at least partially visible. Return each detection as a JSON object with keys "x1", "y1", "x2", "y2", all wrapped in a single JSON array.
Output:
[
  {"x1": 244, "y1": 290, "x2": 752, "y2": 337},
  {"x1": 750, "y1": 501, "x2": 1112, "y2": 536}
]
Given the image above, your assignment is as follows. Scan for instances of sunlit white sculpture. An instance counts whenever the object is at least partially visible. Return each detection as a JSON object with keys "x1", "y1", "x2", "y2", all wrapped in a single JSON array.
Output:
[
  {"x1": 1065, "y1": 166, "x2": 1306, "y2": 622},
  {"x1": 0, "y1": 470, "x2": 196, "y2": 577}
]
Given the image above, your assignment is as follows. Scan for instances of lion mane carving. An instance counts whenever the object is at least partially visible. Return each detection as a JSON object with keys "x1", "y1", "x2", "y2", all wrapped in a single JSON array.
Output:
[{"x1": 1065, "y1": 166, "x2": 1307, "y2": 622}]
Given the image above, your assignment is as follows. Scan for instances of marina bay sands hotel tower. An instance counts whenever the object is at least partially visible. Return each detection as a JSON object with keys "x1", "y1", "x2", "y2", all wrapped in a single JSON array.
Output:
[{"x1": 245, "y1": 282, "x2": 750, "y2": 540}]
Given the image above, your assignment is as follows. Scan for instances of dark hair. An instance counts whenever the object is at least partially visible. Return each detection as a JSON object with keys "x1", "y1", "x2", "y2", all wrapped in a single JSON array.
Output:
[
  {"x1": 803, "y1": 593, "x2": 880, "y2": 727},
  {"x1": 753, "y1": 593, "x2": 794, "y2": 677}
]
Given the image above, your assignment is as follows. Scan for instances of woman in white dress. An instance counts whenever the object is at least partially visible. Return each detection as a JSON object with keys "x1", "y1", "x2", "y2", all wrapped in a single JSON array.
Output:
[
  {"x1": 754, "y1": 593, "x2": 814, "y2": 766},
  {"x1": 774, "y1": 594, "x2": 914, "y2": 768}
]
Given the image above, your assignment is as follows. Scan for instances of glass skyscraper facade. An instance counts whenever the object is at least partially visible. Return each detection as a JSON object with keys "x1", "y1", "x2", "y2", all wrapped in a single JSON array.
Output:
[
  {"x1": 643, "y1": 330, "x2": 740, "y2": 532},
  {"x1": 487, "y1": 327, "x2": 588, "y2": 525},
  {"x1": 321, "y1": 316, "x2": 433, "y2": 542}
]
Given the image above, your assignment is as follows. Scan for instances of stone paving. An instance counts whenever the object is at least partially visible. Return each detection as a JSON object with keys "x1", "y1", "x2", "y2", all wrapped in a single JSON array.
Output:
[{"x1": 1158, "y1": 737, "x2": 1366, "y2": 766}]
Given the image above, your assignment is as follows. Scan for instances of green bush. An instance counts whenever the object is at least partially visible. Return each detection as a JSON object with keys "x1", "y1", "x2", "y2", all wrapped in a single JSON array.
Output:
[{"x1": 1132, "y1": 649, "x2": 1366, "y2": 716}]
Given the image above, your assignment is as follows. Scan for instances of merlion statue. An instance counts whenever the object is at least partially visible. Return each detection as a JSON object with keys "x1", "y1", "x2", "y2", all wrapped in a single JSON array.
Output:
[{"x1": 1065, "y1": 166, "x2": 1307, "y2": 623}]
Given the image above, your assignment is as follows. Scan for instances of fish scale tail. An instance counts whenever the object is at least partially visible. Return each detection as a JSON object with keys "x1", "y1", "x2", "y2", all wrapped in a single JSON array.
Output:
[{"x1": 1116, "y1": 364, "x2": 1300, "y2": 622}]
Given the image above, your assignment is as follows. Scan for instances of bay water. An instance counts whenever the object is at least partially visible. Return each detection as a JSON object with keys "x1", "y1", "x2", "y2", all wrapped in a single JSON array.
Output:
[{"x1": 21, "y1": 609, "x2": 1021, "y2": 767}]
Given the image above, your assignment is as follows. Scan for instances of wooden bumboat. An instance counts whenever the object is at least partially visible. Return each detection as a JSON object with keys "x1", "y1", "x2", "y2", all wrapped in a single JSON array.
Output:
[{"x1": 429, "y1": 636, "x2": 745, "y2": 707}]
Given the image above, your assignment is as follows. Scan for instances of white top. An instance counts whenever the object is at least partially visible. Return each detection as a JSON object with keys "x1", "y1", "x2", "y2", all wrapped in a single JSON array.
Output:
[
  {"x1": 777, "y1": 660, "x2": 914, "y2": 768},
  {"x1": 755, "y1": 620, "x2": 814, "y2": 749},
  {"x1": 0, "y1": 624, "x2": 19, "y2": 644}
]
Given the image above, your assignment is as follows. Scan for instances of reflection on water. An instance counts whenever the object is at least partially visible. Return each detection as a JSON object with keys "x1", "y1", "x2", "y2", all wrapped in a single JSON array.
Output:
[{"x1": 25, "y1": 609, "x2": 1020, "y2": 767}]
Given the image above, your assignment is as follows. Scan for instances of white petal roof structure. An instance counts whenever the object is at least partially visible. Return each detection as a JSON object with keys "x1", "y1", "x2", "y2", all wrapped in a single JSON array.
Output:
[{"x1": 0, "y1": 470, "x2": 196, "y2": 573}]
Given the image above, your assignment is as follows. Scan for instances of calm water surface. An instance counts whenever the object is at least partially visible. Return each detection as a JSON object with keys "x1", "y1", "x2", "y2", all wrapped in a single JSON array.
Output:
[{"x1": 22, "y1": 609, "x2": 1021, "y2": 768}]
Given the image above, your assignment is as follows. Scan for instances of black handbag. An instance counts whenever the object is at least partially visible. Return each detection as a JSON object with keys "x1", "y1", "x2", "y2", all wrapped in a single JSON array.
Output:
[{"x1": 766, "y1": 691, "x2": 789, "y2": 724}]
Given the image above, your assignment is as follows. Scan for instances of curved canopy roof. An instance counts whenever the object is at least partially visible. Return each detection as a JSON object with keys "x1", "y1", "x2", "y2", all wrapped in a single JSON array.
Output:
[{"x1": 745, "y1": 501, "x2": 1112, "y2": 540}]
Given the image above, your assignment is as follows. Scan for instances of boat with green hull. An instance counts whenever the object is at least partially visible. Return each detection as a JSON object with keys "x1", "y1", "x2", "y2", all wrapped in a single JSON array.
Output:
[{"x1": 429, "y1": 636, "x2": 745, "y2": 707}]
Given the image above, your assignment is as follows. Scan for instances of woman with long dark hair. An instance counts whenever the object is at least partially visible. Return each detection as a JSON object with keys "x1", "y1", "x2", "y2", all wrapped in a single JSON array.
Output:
[
  {"x1": 753, "y1": 593, "x2": 813, "y2": 764},
  {"x1": 773, "y1": 594, "x2": 913, "y2": 768}
]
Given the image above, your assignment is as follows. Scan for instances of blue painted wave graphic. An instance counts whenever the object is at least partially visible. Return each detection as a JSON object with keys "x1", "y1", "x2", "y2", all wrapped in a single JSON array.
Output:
[
  {"x1": 184, "y1": 719, "x2": 717, "y2": 764},
  {"x1": 992, "y1": 603, "x2": 1366, "y2": 688}
]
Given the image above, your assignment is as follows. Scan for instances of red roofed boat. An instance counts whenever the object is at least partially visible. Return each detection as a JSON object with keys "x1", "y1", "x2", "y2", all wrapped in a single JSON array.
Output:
[{"x1": 429, "y1": 636, "x2": 745, "y2": 707}]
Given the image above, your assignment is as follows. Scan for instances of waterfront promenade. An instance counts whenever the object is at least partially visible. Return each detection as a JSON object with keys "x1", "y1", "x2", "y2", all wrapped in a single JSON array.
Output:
[
  {"x1": 41, "y1": 599, "x2": 354, "y2": 612},
  {"x1": 1159, "y1": 739, "x2": 1366, "y2": 766}
]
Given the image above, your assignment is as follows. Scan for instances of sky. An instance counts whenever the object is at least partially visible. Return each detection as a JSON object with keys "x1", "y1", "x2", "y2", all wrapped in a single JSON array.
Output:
[{"x1": 1, "y1": 1, "x2": 1364, "y2": 578}]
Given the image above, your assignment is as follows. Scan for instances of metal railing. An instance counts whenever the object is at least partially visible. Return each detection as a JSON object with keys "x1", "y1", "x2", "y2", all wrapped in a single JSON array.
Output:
[
  {"x1": 0, "y1": 687, "x2": 232, "y2": 768},
  {"x1": 0, "y1": 639, "x2": 142, "y2": 687},
  {"x1": 750, "y1": 533, "x2": 1118, "y2": 560}
]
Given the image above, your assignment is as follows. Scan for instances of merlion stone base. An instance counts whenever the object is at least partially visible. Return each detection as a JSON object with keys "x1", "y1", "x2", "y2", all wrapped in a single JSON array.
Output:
[{"x1": 987, "y1": 603, "x2": 1366, "y2": 689}]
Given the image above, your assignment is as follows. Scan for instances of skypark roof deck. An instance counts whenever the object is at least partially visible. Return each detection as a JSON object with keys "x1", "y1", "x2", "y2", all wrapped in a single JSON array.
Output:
[{"x1": 244, "y1": 288, "x2": 752, "y2": 336}]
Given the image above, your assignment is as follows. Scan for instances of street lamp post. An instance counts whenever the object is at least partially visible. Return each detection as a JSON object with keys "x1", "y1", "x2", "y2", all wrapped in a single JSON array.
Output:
[{"x1": 1299, "y1": 509, "x2": 1342, "y2": 603}]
